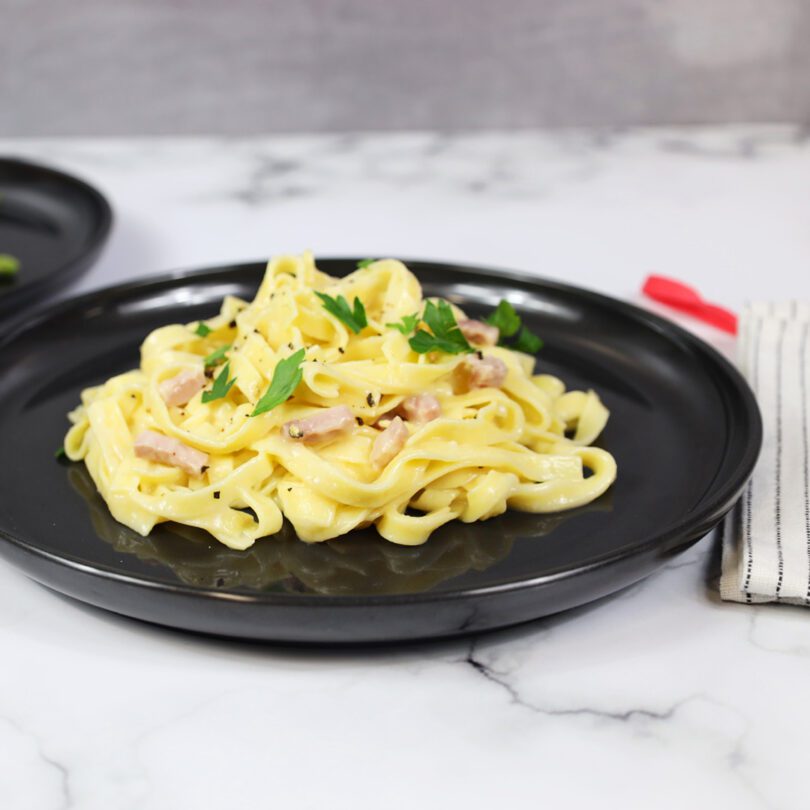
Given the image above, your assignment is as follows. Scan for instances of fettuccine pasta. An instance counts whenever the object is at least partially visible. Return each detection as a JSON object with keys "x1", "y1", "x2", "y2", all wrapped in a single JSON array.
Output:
[{"x1": 64, "y1": 253, "x2": 617, "y2": 548}]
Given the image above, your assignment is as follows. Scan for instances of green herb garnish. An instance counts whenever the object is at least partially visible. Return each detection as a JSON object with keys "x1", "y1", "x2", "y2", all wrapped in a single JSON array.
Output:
[
  {"x1": 204, "y1": 344, "x2": 231, "y2": 367},
  {"x1": 485, "y1": 300, "x2": 521, "y2": 338},
  {"x1": 0, "y1": 254, "x2": 20, "y2": 276},
  {"x1": 409, "y1": 299, "x2": 473, "y2": 355},
  {"x1": 356, "y1": 258, "x2": 376, "y2": 269},
  {"x1": 486, "y1": 299, "x2": 543, "y2": 354},
  {"x1": 315, "y1": 292, "x2": 368, "y2": 334},
  {"x1": 251, "y1": 349, "x2": 306, "y2": 416},
  {"x1": 194, "y1": 322, "x2": 212, "y2": 337},
  {"x1": 54, "y1": 446, "x2": 66, "y2": 460},
  {"x1": 512, "y1": 326, "x2": 543, "y2": 354},
  {"x1": 386, "y1": 312, "x2": 420, "y2": 335},
  {"x1": 201, "y1": 361, "x2": 237, "y2": 403}
]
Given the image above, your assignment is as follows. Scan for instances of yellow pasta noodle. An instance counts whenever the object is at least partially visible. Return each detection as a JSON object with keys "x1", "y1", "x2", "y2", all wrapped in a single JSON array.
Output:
[{"x1": 64, "y1": 253, "x2": 617, "y2": 548}]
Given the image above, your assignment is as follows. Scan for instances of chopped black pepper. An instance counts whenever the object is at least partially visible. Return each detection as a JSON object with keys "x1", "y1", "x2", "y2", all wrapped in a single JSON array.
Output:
[
  {"x1": 201, "y1": 465, "x2": 209, "y2": 473},
  {"x1": 338, "y1": 347, "x2": 345, "y2": 354},
  {"x1": 229, "y1": 320, "x2": 236, "y2": 328},
  {"x1": 213, "y1": 491, "x2": 221, "y2": 499},
  {"x1": 366, "y1": 392, "x2": 376, "y2": 407},
  {"x1": 253, "y1": 328, "x2": 260, "y2": 334},
  {"x1": 355, "y1": 416, "x2": 364, "y2": 426},
  {"x1": 288, "y1": 342, "x2": 294, "y2": 350},
  {"x1": 476, "y1": 350, "x2": 484, "y2": 360},
  {"x1": 287, "y1": 486, "x2": 293, "y2": 492},
  {"x1": 204, "y1": 368, "x2": 214, "y2": 379}
]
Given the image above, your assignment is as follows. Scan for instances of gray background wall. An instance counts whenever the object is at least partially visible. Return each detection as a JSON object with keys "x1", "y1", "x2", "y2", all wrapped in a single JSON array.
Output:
[{"x1": 2, "y1": 0, "x2": 808, "y2": 135}]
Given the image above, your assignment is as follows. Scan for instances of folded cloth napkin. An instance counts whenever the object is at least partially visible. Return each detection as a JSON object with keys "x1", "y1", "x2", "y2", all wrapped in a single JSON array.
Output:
[{"x1": 721, "y1": 302, "x2": 810, "y2": 604}]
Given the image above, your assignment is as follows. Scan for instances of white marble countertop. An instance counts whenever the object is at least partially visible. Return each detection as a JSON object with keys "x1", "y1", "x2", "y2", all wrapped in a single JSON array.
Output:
[{"x1": 1, "y1": 128, "x2": 809, "y2": 809}]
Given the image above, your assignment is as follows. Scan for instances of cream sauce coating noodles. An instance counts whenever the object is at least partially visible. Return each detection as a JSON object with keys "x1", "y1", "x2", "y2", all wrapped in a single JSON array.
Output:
[{"x1": 65, "y1": 254, "x2": 617, "y2": 548}]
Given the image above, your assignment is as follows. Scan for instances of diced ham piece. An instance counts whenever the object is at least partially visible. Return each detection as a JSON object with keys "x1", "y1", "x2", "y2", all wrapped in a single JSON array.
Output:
[
  {"x1": 134, "y1": 430, "x2": 209, "y2": 476},
  {"x1": 452, "y1": 354, "x2": 508, "y2": 393},
  {"x1": 397, "y1": 393, "x2": 442, "y2": 424},
  {"x1": 458, "y1": 319, "x2": 499, "y2": 346},
  {"x1": 283, "y1": 405, "x2": 356, "y2": 444},
  {"x1": 370, "y1": 416, "x2": 409, "y2": 468},
  {"x1": 158, "y1": 369, "x2": 206, "y2": 407}
]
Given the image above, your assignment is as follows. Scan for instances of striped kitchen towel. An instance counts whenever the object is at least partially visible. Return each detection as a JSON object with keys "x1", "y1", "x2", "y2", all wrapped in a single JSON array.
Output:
[{"x1": 720, "y1": 302, "x2": 810, "y2": 604}]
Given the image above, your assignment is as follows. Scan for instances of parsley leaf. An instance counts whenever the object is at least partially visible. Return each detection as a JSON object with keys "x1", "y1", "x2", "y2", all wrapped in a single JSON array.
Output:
[
  {"x1": 485, "y1": 299, "x2": 544, "y2": 354},
  {"x1": 485, "y1": 300, "x2": 521, "y2": 338},
  {"x1": 250, "y1": 349, "x2": 306, "y2": 416},
  {"x1": 204, "y1": 344, "x2": 231, "y2": 367},
  {"x1": 201, "y1": 361, "x2": 237, "y2": 403},
  {"x1": 194, "y1": 322, "x2": 212, "y2": 337},
  {"x1": 0, "y1": 254, "x2": 20, "y2": 276},
  {"x1": 408, "y1": 300, "x2": 473, "y2": 355},
  {"x1": 512, "y1": 326, "x2": 543, "y2": 354},
  {"x1": 315, "y1": 292, "x2": 368, "y2": 334},
  {"x1": 356, "y1": 258, "x2": 376, "y2": 269},
  {"x1": 54, "y1": 446, "x2": 66, "y2": 460},
  {"x1": 386, "y1": 312, "x2": 419, "y2": 335}
]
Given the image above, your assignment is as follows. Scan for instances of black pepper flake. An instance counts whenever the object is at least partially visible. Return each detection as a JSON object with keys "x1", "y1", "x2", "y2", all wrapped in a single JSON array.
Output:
[
  {"x1": 476, "y1": 350, "x2": 484, "y2": 360},
  {"x1": 287, "y1": 486, "x2": 293, "y2": 492},
  {"x1": 229, "y1": 320, "x2": 237, "y2": 328},
  {"x1": 204, "y1": 368, "x2": 214, "y2": 379},
  {"x1": 355, "y1": 416, "x2": 364, "y2": 426},
  {"x1": 253, "y1": 328, "x2": 260, "y2": 334},
  {"x1": 201, "y1": 465, "x2": 209, "y2": 473},
  {"x1": 213, "y1": 491, "x2": 221, "y2": 499},
  {"x1": 130, "y1": 393, "x2": 136, "y2": 399},
  {"x1": 338, "y1": 347, "x2": 345, "y2": 354},
  {"x1": 288, "y1": 342, "x2": 294, "y2": 350},
  {"x1": 366, "y1": 392, "x2": 376, "y2": 407}
]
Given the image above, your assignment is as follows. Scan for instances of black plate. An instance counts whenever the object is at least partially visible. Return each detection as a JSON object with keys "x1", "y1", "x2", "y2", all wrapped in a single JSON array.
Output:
[
  {"x1": 0, "y1": 260, "x2": 761, "y2": 643},
  {"x1": 0, "y1": 158, "x2": 112, "y2": 320}
]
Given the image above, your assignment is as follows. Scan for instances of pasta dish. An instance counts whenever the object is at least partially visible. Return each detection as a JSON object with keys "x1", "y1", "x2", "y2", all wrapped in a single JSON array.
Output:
[{"x1": 64, "y1": 253, "x2": 617, "y2": 549}]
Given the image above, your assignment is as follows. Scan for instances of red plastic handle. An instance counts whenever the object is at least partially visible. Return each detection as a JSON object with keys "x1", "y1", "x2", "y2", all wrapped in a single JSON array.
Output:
[{"x1": 642, "y1": 275, "x2": 738, "y2": 335}]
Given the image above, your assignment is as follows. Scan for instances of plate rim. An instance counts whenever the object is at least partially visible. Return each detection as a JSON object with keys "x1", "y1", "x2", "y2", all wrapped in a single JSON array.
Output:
[
  {"x1": 0, "y1": 156, "x2": 114, "y2": 316},
  {"x1": 0, "y1": 257, "x2": 763, "y2": 607}
]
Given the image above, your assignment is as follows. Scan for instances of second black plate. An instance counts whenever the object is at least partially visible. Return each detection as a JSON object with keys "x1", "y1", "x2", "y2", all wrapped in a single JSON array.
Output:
[
  {"x1": 0, "y1": 158, "x2": 112, "y2": 319},
  {"x1": 0, "y1": 260, "x2": 761, "y2": 643}
]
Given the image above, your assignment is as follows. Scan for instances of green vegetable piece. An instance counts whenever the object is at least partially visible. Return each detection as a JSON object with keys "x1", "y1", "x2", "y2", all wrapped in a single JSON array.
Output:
[
  {"x1": 512, "y1": 326, "x2": 544, "y2": 354},
  {"x1": 315, "y1": 292, "x2": 368, "y2": 334},
  {"x1": 0, "y1": 254, "x2": 20, "y2": 276},
  {"x1": 485, "y1": 300, "x2": 521, "y2": 338},
  {"x1": 250, "y1": 349, "x2": 306, "y2": 417},
  {"x1": 194, "y1": 322, "x2": 212, "y2": 337},
  {"x1": 484, "y1": 299, "x2": 544, "y2": 354},
  {"x1": 356, "y1": 258, "x2": 376, "y2": 269},
  {"x1": 408, "y1": 300, "x2": 472, "y2": 355},
  {"x1": 385, "y1": 312, "x2": 419, "y2": 335},
  {"x1": 203, "y1": 344, "x2": 231, "y2": 367},
  {"x1": 201, "y1": 361, "x2": 237, "y2": 403},
  {"x1": 54, "y1": 446, "x2": 66, "y2": 459}
]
